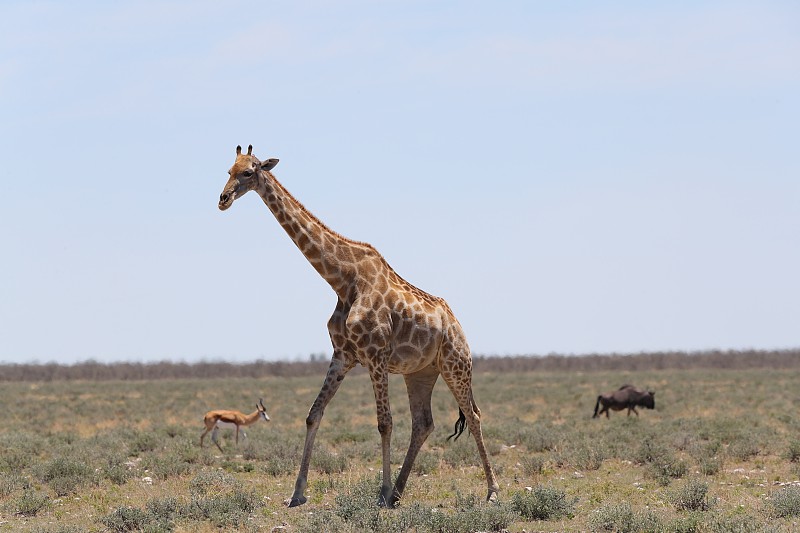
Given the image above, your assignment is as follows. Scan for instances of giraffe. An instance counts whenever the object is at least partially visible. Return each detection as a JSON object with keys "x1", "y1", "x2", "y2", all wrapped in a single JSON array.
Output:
[{"x1": 218, "y1": 145, "x2": 499, "y2": 508}]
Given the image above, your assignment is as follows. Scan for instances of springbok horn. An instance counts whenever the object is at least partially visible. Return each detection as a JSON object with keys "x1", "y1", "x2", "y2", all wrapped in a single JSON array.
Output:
[
  {"x1": 247, "y1": 145, "x2": 253, "y2": 155},
  {"x1": 236, "y1": 145, "x2": 242, "y2": 155},
  {"x1": 259, "y1": 398, "x2": 265, "y2": 407}
]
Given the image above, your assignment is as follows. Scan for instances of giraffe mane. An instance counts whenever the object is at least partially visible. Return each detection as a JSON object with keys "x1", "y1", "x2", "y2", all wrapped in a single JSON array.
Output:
[{"x1": 267, "y1": 171, "x2": 384, "y2": 255}]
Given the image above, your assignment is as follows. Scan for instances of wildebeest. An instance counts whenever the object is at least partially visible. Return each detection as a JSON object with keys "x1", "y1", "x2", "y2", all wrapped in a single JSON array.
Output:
[{"x1": 593, "y1": 384, "x2": 655, "y2": 418}]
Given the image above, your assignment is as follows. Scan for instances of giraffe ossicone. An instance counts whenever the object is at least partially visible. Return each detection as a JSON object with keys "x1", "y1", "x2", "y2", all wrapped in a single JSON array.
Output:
[{"x1": 218, "y1": 145, "x2": 499, "y2": 508}]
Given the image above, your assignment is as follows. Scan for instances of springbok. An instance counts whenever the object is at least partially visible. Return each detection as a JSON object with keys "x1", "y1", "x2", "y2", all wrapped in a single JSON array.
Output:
[{"x1": 200, "y1": 398, "x2": 270, "y2": 451}]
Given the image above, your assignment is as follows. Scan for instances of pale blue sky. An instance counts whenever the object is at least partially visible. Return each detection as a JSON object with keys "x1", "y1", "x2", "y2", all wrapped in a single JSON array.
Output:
[{"x1": 1, "y1": 1, "x2": 798, "y2": 364}]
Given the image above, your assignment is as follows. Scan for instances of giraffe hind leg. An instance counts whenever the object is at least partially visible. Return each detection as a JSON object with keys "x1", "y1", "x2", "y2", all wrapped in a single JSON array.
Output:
[
  {"x1": 388, "y1": 367, "x2": 439, "y2": 508},
  {"x1": 441, "y1": 363, "x2": 499, "y2": 502}
]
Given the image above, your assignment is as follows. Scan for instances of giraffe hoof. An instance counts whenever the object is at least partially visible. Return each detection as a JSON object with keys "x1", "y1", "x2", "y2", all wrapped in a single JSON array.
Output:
[
  {"x1": 377, "y1": 496, "x2": 399, "y2": 509},
  {"x1": 287, "y1": 495, "x2": 307, "y2": 507},
  {"x1": 377, "y1": 489, "x2": 397, "y2": 509}
]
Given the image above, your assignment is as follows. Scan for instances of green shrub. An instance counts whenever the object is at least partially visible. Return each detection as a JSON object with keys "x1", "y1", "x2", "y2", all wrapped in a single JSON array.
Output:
[
  {"x1": 145, "y1": 496, "x2": 181, "y2": 529},
  {"x1": 264, "y1": 456, "x2": 296, "y2": 476},
  {"x1": 442, "y1": 439, "x2": 479, "y2": 468},
  {"x1": 523, "y1": 423, "x2": 560, "y2": 453},
  {"x1": 784, "y1": 439, "x2": 800, "y2": 463},
  {"x1": 699, "y1": 457, "x2": 722, "y2": 476},
  {"x1": 333, "y1": 476, "x2": 382, "y2": 530},
  {"x1": 254, "y1": 438, "x2": 301, "y2": 476},
  {"x1": 520, "y1": 454, "x2": 546, "y2": 476},
  {"x1": 669, "y1": 512, "x2": 703, "y2": 533},
  {"x1": 185, "y1": 469, "x2": 259, "y2": 527},
  {"x1": 312, "y1": 447, "x2": 348, "y2": 474},
  {"x1": 412, "y1": 450, "x2": 440, "y2": 475},
  {"x1": 195, "y1": 489, "x2": 260, "y2": 528},
  {"x1": 633, "y1": 436, "x2": 687, "y2": 486},
  {"x1": 486, "y1": 438, "x2": 504, "y2": 457},
  {"x1": 572, "y1": 443, "x2": 605, "y2": 471},
  {"x1": 698, "y1": 418, "x2": 744, "y2": 443},
  {"x1": 162, "y1": 424, "x2": 183, "y2": 439},
  {"x1": 509, "y1": 486, "x2": 575, "y2": 521},
  {"x1": 425, "y1": 502, "x2": 513, "y2": 533},
  {"x1": 102, "y1": 457, "x2": 133, "y2": 485},
  {"x1": 100, "y1": 505, "x2": 150, "y2": 532},
  {"x1": 188, "y1": 469, "x2": 240, "y2": 498},
  {"x1": 689, "y1": 440, "x2": 724, "y2": 475},
  {"x1": 0, "y1": 472, "x2": 27, "y2": 497},
  {"x1": 302, "y1": 484, "x2": 513, "y2": 533},
  {"x1": 705, "y1": 511, "x2": 764, "y2": 532},
  {"x1": 0, "y1": 432, "x2": 44, "y2": 472},
  {"x1": 37, "y1": 457, "x2": 94, "y2": 497},
  {"x1": 689, "y1": 439, "x2": 720, "y2": 459},
  {"x1": 670, "y1": 479, "x2": 712, "y2": 512},
  {"x1": 768, "y1": 486, "x2": 800, "y2": 518},
  {"x1": 31, "y1": 525, "x2": 85, "y2": 533},
  {"x1": 171, "y1": 437, "x2": 204, "y2": 464},
  {"x1": 634, "y1": 436, "x2": 671, "y2": 465},
  {"x1": 11, "y1": 489, "x2": 50, "y2": 517},
  {"x1": 99, "y1": 497, "x2": 181, "y2": 532},
  {"x1": 589, "y1": 502, "x2": 663, "y2": 533},
  {"x1": 727, "y1": 435, "x2": 760, "y2": 461},
  {"x1": 646, "y1": 457, "x2": 688, "y2": 486},
  {"x1": 129, "y1": 430, "x2": 159, "y2": 456},
  {"x1": 148, "y1": 452, "x2": 192, "y2": 480},
  {"x1": 301, "y1": 510, "x2": 349, "y2": 532}
]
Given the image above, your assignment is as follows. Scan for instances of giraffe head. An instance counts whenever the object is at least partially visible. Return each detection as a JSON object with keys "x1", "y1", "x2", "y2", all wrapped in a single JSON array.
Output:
[{"x1": 218, "y1": 144, "x2": 279, "y2": 211}]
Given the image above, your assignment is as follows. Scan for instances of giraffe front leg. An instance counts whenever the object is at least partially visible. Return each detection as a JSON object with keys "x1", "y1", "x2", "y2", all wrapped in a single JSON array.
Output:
[
  {"x1": 288, "y1": 355, "x2": 351, "y2": 507},
  {"x1": 369, "y1": 364, "x2": 394, "y2": 507}
]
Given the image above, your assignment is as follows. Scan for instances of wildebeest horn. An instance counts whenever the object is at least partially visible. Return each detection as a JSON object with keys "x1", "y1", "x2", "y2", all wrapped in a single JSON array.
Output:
[
  {"x1": 236, "y1": 145, "x2": 242, "y2": 155},
  {"x1": 247, "y1": 145, "x2": 253, "y2": 155}
]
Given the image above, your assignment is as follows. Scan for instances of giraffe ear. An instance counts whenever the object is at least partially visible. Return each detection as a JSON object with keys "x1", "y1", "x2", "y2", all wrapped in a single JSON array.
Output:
[{"x1": 261, "y1": 158, "x2": 279, "y2": 171}]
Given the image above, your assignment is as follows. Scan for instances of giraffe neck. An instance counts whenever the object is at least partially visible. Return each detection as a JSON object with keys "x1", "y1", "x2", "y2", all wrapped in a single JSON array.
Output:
[{"x1": 254, "y1": 170, "x2": 359, "y2": 299}]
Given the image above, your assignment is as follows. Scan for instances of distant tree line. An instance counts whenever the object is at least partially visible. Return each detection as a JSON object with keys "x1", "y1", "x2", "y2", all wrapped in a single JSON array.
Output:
[
  {"x1": 0, "y1": 349, "x2": 798, "y2": 382},
  {"x1": 472, "y1": 349, "x2": 800, "y2": 373}
]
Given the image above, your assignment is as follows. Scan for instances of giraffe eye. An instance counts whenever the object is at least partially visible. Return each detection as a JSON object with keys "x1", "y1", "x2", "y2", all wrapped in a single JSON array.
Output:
[{"x1": 243, "y1": 170, "x2": 254, "y2": 177}]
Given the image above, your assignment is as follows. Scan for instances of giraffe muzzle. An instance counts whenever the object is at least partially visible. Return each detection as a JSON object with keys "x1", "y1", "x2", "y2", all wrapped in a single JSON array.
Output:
[{"x1": 219, "y1": 192, "x2": 233, "y2": 211}]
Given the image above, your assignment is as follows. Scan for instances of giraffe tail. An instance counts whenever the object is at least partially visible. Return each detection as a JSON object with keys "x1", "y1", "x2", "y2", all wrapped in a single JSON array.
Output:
[{"x1": 447, "y1": 408, "x2": 467, "y2": 441}]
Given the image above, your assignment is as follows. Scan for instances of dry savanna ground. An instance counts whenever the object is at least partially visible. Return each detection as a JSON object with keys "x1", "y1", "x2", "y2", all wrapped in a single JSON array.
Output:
[{"x1": 1, "y1": 356, "x2": 800, "y2": 532}]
